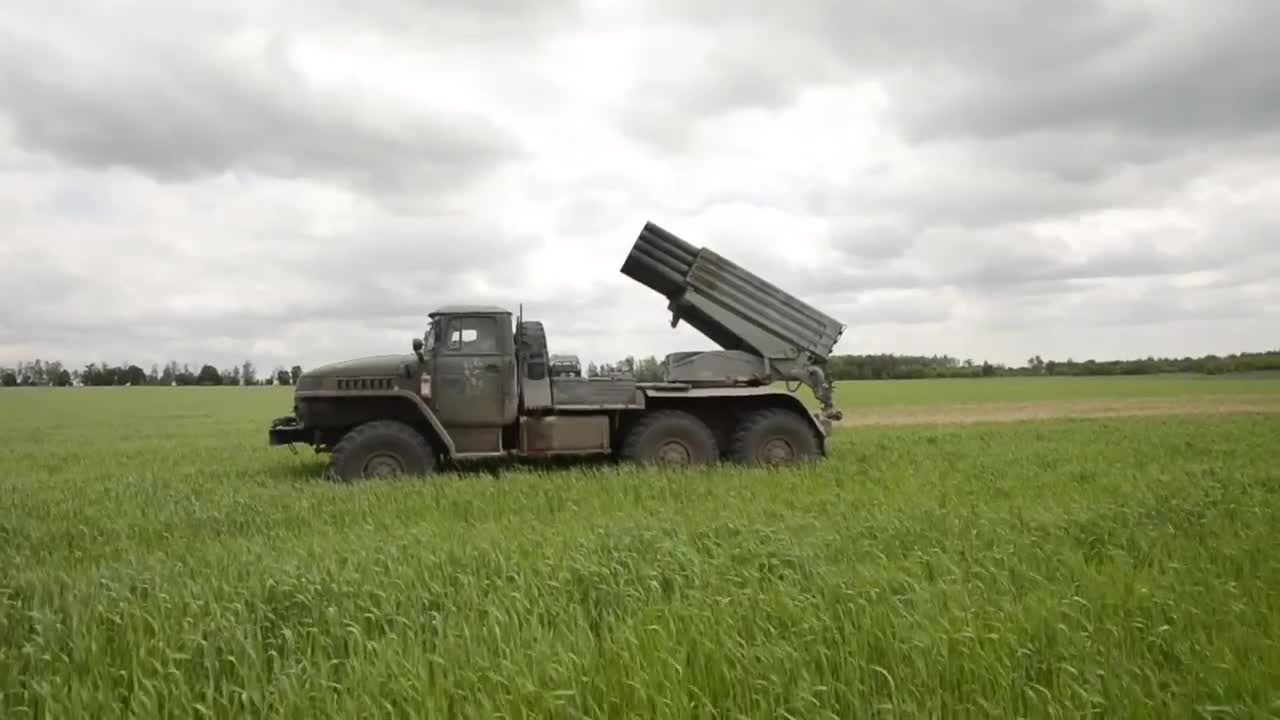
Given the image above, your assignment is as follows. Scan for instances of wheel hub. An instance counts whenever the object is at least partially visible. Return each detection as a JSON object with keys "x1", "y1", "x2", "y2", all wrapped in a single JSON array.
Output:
[
  {"x1": 363, "y1": 452, "x2": 406, "y2": 477},
  {"x1": 656, "y1": 439, "x2": 692, "y2": 464},
  {"x1": 760, "y1": 437, "x2": 795, "y2": 462}
]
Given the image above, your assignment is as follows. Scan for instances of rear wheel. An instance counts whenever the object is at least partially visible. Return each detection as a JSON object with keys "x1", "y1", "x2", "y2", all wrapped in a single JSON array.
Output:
[
  {"x1": 620, "y1": 410, "x2": 718, "y2": 466},
  {"x1": 730, "y1": 408, "x2": 820, "y2": 464},
  {"x1": 326, "y1": 420, "x2": 436, "y2": 481}
]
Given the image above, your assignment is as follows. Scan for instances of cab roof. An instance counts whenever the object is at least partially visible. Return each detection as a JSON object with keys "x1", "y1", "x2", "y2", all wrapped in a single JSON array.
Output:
[{"x1": 428, "y1": 304, "x2": 511, "y2": 316}]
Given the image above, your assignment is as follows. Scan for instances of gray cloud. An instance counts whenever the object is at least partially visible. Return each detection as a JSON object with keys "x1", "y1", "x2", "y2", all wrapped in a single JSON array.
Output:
[
  {"x1": 617, "y1": 24, "x2": 842, "y2": 148},
  {"x1": 937, "y1": 233, "x2": 1205, "y2": 289},
  {"x1": 631, "y1": 0, "x2": 1280, "y2": 234},
  {"x1": 827, "y1": 217, "x2": 917, "y2": 261},
  {"x1": 645, "y1": 0, "x2": 1280, "y2": 141},
  {"x1": 2, "y1": 210, "x2": 532, "y2": 332},
  {"x1": 893, "y1": 1, "x2": 1280, "y2": 142},
  {"x1": 2, "y1": 0, "x2": 1278, "y2": 373},
  {"x1": 0, "y1": 6, "x2": 528, "y2": 194},
  {"x1": 979, "y1": 272, "x2": 1278, "y2": 336},
  {"x1": 828, "y1": 289, "x2": 954, "y2": 326}
]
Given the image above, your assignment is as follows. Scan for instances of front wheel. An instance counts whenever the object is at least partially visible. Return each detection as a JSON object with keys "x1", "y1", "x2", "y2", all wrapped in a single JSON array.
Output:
[
  {"x1": 326, "y1": 420, "x2": 436, "y2": 481},
  {"x1": 730, "y1": 408, "x2": 820, "y2": 464}
]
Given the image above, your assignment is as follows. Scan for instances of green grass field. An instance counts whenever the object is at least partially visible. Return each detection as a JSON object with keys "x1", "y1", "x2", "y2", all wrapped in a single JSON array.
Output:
[
  {"x1": 827, "y1": 372, "x2": 1280, "y2": 409},
  {"x1": 2, "y1": 378, "x2": 1279, "y2": 717}
]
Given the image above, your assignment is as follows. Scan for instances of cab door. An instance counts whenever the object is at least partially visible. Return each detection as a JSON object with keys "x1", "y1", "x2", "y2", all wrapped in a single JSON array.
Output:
[{"x1": 431, "y1": 314, "x2": 508, "y2": 428}]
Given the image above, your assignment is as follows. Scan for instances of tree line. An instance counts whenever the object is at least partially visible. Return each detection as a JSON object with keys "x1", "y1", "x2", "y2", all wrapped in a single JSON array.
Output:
[
  {"x1": 0, "y1": 360, "x2": 305, "y2": 387},
  {"x1": 823, "y1": 349, "x2": 1280, "y2": 380},
  {"x1": 587, "y1": 349, "x2": 1280, "y2": 382},
  {"x1": 3, "y1": 349, "x2": 1278, "y2": 388}
]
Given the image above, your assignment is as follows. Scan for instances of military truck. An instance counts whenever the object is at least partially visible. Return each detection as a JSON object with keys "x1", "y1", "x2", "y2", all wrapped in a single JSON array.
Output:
[
  {"x1": 268, "y1": 222, "x2": 846, "y2": 479},
  {"x1": 549, "y1": 354, "x2": 582, "y2": 377}
]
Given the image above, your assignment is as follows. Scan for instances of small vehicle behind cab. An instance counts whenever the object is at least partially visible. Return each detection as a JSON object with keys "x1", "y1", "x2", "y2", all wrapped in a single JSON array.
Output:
[{"x1": 549, "y1": 354, "x2": 582, "y2": 378}]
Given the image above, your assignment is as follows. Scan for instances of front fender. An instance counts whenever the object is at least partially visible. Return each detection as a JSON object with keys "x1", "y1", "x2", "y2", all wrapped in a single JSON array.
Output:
[{"x1": 295, "y1": 388, "x2": 456, "y2": 455}]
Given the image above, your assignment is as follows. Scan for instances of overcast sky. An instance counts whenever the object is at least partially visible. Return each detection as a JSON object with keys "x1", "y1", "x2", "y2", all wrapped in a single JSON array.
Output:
[{"x1": 2, "y1": 0, "x2": 1277, "y2": 373}]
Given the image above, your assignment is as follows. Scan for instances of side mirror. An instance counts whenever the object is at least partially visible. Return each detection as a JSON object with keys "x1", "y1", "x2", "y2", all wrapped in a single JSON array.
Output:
[{"x1": 412, "y1": 337, "x2": 424, "y2": 361}]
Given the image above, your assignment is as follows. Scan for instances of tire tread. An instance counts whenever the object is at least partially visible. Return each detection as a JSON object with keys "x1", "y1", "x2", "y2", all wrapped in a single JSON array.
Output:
[
  {"x1": 729, "y1": 407, "x2": 819, "y2": 463},
  {"x1": 620, "y1": 409, "x2": 718, "y2": 464},
  {"x1": 327, "y1": 419, "x2": 435, "y2": 480}
]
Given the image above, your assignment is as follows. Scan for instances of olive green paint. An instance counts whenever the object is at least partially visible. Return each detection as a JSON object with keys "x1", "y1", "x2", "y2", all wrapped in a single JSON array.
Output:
[{"x1": 268, "y1": 222, "x2": 847, "y2": 477}]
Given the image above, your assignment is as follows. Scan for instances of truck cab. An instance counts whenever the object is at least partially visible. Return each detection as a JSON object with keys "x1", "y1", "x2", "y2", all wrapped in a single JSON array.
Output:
[{"x1": 418, "y1": 305, "x2": 518, "y2": 452}]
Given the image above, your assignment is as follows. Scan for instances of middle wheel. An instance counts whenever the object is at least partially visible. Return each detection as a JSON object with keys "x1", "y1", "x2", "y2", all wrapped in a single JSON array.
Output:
[{"x1": 620, "y1": 409, "x2": 719, "y2": 465}]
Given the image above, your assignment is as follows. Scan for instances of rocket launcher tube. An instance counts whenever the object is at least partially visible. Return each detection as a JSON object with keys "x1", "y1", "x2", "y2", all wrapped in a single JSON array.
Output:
[{"x1": 620, "y1": 221, "x2": 847, "y2": 419}]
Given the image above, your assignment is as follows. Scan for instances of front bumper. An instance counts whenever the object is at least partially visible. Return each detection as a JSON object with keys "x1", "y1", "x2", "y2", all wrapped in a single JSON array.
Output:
[{"x1": 268, "y1": 415, "x2": 310, "y2": 446}]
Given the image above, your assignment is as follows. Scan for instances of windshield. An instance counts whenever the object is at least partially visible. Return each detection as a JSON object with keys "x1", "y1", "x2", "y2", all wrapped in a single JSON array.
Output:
[{"x1": 424, "y1": 321, "x2": 436, "y2": 351}]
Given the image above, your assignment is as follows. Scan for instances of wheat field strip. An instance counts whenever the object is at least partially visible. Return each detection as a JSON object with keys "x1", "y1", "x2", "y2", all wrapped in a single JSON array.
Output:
[{"x1": 1, "y1": 380, "x2": 1278, "y2": 717}]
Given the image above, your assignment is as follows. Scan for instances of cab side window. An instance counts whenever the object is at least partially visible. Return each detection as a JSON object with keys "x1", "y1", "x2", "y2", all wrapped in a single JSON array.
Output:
[{"x1": 446, "y1": 316, "x2": 498, "y2": 353}]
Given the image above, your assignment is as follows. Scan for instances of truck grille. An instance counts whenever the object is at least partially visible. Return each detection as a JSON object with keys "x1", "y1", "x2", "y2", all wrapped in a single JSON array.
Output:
[{"x1": 336, "y1": 377, "x2": 394, "y2": 391}]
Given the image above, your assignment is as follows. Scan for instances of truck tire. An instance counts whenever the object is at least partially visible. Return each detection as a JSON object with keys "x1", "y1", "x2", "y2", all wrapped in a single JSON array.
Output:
[
  {"x1": 730, "y1": 408, "x2": 819, "y2": 464},
  {"x1": 620, "y1": 409, "x2": 719, "y2": 465},
  {"x1": 326, "y1": 420, "x2": 436, "y2": 481}
]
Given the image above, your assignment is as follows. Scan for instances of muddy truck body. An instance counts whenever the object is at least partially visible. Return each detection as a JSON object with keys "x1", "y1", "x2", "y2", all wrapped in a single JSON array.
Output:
[{"x1": 269, "y1": 222, "x2": 846, "y2": 479}]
